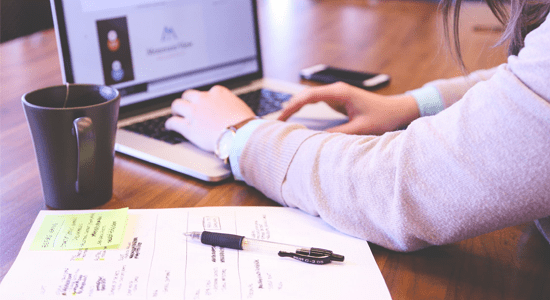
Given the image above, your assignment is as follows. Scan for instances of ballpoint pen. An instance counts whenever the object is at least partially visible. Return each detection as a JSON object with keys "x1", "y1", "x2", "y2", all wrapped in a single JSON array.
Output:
[{"x1": 184, "y1": 231, "x2": 345, "y2": 265}]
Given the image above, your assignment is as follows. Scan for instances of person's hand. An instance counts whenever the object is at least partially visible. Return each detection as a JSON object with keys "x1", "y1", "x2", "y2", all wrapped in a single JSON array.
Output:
[
  {"x1": 165, "y1": 85, "x2": 255, "y2": 152},
  {"x1": 278, "y1": 82, "x2": 420, "y2": 135}
]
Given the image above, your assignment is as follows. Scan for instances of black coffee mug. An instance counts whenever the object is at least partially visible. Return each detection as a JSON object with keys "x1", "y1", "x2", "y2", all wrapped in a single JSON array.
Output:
[{"x1": 22, "y1": 84, "x2": 120, "y2": 209}]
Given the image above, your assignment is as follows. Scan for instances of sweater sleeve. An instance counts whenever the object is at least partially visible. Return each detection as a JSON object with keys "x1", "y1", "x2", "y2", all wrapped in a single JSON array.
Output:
[
  {"x1": 238, "y1": 15, "x2": 550, "y2": 252},
  {"x1": 421, "y1": 67, "x2": 497, "y2": 109},
  {"x1": 406, "y1": 67, "x2": 498, "y2": 117}
]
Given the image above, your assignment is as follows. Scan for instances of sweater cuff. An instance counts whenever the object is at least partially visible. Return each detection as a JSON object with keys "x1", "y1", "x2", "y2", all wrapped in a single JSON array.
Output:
[
  {"x1": 239, "y1": 121, "x2": 320, "y2": 204},
  {"x1": 229, "y1": 119, "x2": 268, "y2": 181},
  {"x1": 406, "y1": 85, "x2": 445, "y2": 117}
]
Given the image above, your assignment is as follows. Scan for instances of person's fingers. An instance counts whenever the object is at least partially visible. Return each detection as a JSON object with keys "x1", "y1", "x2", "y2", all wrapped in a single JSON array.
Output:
[
  {"x1": 171, "y1": 99, "x2": 193, "y2": 117},
  {"x1": 165, "y1": 115, "x2": 191, "y2": 135},
  {"x1": 208, "y1": 84, "x2": 230, "y2": 94},
  {"x1": 166, "y1": 116, "x2": 214, "y2": 151},
  {"x1": 277, "y1": 100, "x2": 309, "y2": 121},
  {"x1": 278, "y1": 83, "x2": 353, "y2": 121},
  {"x1": 181, "y1": 89, "x2": 202, "y2": 103},
  {"x1": 277, "y1": 93, "x2": 333, "y2": 121}
]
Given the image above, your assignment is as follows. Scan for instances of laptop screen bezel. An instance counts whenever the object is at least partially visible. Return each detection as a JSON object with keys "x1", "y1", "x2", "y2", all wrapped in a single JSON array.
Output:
[{"x1": 50, "y1": 0, "x2": 265, "y2": 115}]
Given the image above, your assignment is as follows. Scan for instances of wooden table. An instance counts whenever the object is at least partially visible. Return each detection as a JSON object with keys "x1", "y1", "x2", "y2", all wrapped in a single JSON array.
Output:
[{"x1": 1, "y1": 1, "x2": 549, "y2": 299}]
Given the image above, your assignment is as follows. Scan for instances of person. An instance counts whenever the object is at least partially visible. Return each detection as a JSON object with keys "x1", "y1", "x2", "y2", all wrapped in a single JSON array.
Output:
[{"x1": 165, "y1": 0, "x2": 550, "y2": 252}]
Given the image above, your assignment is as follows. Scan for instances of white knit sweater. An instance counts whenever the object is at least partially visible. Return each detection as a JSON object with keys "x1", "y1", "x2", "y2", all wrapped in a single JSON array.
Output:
[{"x1": 237, "y1": 14, "x2": 550, "y2": 252}]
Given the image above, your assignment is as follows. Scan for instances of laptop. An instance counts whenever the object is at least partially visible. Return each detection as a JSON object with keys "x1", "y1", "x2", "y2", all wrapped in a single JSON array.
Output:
[{"x1": 50, "y1": 0, "x2": 347, "y2": 182}]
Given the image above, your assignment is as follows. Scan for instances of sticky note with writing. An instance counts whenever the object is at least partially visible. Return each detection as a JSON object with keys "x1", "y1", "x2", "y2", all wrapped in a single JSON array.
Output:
[{"x1": 30, "y1": 208, "x2": 129, "y2": 251}]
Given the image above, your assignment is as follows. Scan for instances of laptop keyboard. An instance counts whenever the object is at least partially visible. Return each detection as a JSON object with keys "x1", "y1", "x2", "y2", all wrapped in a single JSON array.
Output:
[
  {"x1": 122, "y1": 114, "x2": 187, "y2": 145},
  {"x1": 122, "y1": 88, "x2": 292, "y2": 145},
  {"x1": 238, "y1": 89, "x2": 292, "y2": 116}
]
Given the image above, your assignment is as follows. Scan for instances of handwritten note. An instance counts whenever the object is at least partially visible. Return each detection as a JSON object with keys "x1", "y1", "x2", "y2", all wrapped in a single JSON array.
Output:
[{"x1": 29, "y1": 208, "x2": 128, "y2": 250}]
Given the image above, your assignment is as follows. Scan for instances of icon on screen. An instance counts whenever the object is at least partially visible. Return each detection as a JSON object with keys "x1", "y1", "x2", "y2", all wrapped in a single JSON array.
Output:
[
  {"x1": 96, "y1": 16, "x2": 135, "y2": 85},
  {"x1": 161, "y1": 27, "x2": 178, "y2": 42},
  {"x1": 107, "y1": 30, "x2": 120, "y2": 52},
  {"x1": 111, "y1": 60, "x2": 125, "y2": 82}
]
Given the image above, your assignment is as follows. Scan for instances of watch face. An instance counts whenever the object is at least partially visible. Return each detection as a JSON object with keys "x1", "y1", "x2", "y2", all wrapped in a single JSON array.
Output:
[{"x1": 216, "y1": 129, "x2": 234, "y2": 160}]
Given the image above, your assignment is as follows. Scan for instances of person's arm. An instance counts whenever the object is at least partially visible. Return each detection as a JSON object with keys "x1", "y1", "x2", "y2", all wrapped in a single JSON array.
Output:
[
  {"x1": 168, "y1": 13, "x2": 550, "y2": 253},
  {"x1": 240, "y1": 63, "x2": 550, "y2": 252},
  {"x1": 164, "y1": 64, "x2": 533, "y2": 251},
  {"x1": 277, "y1": 82, "x2": 421, "y2": 135},
  {"x1": 276, "y1": 68, "x2": 498, "y2": 136},
  {"x1": 239, "y1": 16, "x2": 550, "y2": 251},
  {"x1": 407, "y1": 67, "x2": 498, "y2": 117},
  {"x1": 231, "y1": 68, "x2": 498, "y2": 183}
]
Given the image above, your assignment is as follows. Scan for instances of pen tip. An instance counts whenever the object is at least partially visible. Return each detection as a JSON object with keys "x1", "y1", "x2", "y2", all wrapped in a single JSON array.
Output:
[{"x1": 183, "y1": 231, "x2": 201, "y2": 239}]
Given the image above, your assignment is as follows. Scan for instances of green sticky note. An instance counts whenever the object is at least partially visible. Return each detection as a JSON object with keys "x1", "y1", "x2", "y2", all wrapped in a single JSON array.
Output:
[{"x1": 30, "y1": 208, "x2": 129, "y2": 251}]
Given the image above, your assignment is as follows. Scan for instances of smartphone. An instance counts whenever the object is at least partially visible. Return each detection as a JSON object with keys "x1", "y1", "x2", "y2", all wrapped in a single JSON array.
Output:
[{"x1": 300, "y1": 64, "x2": 390, "y2": 90}]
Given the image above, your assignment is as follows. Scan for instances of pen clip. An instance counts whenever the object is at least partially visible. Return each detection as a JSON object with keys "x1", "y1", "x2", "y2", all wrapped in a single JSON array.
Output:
[{"x1": 278, "y1": 248, "x2": 344, "y2": 265}]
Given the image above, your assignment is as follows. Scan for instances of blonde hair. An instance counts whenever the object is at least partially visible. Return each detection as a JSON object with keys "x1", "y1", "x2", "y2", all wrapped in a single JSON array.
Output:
[{"x1": 441, "y1": 0, "x2": 550, "y2": 68}]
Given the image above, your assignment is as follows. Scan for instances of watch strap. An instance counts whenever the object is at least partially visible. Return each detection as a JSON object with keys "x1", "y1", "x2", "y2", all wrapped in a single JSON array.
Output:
[
  {"x1": 215, "y1": 117, "x2": 259, "y2": 163},
  {"x1": 229, "y1": 117, "x2": 259, "y2": 131}
]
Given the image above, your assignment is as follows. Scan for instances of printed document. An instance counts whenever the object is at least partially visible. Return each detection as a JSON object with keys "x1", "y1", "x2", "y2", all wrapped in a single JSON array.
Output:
[{"x1": 0, "y1": 207, "x2": 392, "y2": 299}]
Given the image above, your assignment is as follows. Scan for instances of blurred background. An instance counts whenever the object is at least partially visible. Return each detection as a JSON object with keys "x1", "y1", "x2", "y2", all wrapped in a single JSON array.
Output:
[
  {"x1": 0, "y1": 0, "x2": 445, "y2": 43},
  {"x1": 4, "y1": 0, "x2": 486, "y2": 44},
  {"x1": 1, "y1": 0, "x2": 54, "y2": 43}
]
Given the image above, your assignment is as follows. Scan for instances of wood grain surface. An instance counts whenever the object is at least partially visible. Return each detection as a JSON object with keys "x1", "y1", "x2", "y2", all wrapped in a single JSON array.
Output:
[{"x1": 1, "y1": 1, "x2": 549, "y2": 299}]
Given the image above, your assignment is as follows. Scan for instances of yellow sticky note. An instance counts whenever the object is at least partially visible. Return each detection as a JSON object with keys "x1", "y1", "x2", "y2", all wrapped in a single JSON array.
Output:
[{"x1": 30, "y1": 208, "x2": 129, "y2": 251}]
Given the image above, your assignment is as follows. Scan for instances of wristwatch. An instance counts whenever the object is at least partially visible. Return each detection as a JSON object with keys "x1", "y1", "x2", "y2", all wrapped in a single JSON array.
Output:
[{"x1": 215, "y1": 117, "x2": 258, "y2": 164}]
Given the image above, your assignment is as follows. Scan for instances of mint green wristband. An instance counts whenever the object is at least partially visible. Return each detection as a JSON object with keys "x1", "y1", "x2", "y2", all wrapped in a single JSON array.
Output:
[{"x1": 407, "y1": 86, "x2": 444, "y2": 117}]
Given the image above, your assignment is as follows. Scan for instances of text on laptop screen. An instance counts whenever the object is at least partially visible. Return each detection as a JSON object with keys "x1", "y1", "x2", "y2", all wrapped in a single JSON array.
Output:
[{"x1": 55, "y1": 0, "x2": 260, "y2": 107}]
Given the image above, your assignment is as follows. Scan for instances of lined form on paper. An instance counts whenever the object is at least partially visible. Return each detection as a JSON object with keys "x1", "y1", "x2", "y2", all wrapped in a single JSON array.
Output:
[{"x1": 0, "y1": 207, "x2": 392, "y2": 299}]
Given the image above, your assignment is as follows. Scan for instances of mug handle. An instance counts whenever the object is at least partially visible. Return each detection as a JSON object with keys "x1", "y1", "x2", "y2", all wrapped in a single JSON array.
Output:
[{"x1": 73, "y1": 117, "x2": 95, "y2": 194}]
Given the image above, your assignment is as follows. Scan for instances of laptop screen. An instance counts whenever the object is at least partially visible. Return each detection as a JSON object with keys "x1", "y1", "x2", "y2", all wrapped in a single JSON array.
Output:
[{"x1": 51, "y1": 0, "x2": 262, "y2": 107}]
